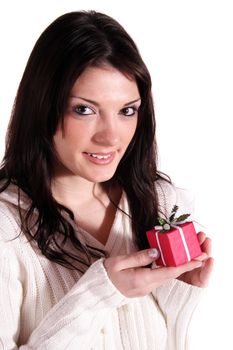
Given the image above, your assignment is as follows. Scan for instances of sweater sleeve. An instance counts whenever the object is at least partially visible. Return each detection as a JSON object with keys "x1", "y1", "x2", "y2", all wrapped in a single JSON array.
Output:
[
  {"x1": 0, "y1": 234, "x2": 130, "y2": 349},
  {"x1": 24, "y1": 259, "x2": 129, "y2": 349},
  {"x1": 153, "y1": 279, "x2": 203, "y2": 349}
]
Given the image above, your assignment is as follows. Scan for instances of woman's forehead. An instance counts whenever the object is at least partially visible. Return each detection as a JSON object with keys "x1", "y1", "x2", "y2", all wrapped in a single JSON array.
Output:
[{"x1": 70, "y1": 65, "x2": 140, "y2": 104}]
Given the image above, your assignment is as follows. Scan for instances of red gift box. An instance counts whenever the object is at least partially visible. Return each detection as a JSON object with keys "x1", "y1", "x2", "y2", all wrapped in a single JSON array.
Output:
[{"x1": 146, "y1": 222, "x2": 202, "y2": 267}]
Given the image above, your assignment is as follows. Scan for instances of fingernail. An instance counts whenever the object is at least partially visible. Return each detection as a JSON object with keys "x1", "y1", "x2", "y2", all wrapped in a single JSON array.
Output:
[{"x1": 148, "y1": 248, "x2": 160, "y2": 258}]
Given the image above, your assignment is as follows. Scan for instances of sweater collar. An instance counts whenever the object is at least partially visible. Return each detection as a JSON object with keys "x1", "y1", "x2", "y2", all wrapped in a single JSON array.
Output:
[{"x1": 0, "y1": 182, "x2": 29, "y2": 210}]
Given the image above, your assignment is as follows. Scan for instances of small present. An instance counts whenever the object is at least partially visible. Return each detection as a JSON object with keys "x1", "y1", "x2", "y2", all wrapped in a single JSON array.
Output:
[{"x1": 146, "y1": 206, "x2": 202, "y2": 267}]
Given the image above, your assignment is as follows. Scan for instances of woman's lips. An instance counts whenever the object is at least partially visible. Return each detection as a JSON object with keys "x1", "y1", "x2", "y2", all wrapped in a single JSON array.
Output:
[{"x1": 83, "y1": 152, "x2": 115, "y2": 165}]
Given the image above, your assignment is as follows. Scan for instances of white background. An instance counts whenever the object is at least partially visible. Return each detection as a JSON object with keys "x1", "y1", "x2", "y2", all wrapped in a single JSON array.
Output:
[{"x1": 0, "y1": 1, "x2": 232, "y2": 348}]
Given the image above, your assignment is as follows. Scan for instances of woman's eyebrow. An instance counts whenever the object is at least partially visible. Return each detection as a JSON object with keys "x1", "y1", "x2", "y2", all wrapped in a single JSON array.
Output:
[
  {"x1": 123, "y1": 98, "x2": 141, "y2": 106},
  {"x1": 70, "y1": 96, "x2": 141, "y2": 107}
]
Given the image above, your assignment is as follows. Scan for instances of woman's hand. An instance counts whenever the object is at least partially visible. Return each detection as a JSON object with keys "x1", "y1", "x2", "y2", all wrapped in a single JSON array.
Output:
[
  {"x1": 178, "y1": 232, "x2": 214, "y2": 287},
  {"x1": 104, "y1": 249, "x2": 203, "y2": 298}
]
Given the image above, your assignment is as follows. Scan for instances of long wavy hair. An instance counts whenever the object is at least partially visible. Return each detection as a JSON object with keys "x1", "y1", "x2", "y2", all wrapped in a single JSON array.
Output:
[{"x1": 0, "y1": 11, "x2": 170, "y2": 272}]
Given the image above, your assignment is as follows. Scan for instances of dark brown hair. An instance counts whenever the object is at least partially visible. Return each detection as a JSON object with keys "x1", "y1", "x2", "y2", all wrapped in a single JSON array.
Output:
[{"x1": 0, "y1": 11, "x2": 169, "y2": 272}]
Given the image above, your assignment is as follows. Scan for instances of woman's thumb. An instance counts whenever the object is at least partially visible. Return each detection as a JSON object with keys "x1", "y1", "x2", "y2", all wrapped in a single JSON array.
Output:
[{"x1": 117, "y1": 249, "x2": 160, "y2": 270}]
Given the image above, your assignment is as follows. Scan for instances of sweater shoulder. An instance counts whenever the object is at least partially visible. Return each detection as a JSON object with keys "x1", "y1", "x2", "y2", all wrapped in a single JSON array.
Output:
[
  {"x1": 156, "y1": 179, "x2": 195, "y2": 219},
  {"x1": 0, "y1": 183, "x2": 29, "y2": 241},
  {"x1": 0, "y1": 200, "x2": 21, "y2": 241}
]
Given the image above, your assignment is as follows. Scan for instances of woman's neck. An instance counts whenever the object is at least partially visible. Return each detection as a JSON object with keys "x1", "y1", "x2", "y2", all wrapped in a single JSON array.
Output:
[
  {"x1": 51, "y1": 176, "x2": 122, "y2": 245},
  {"x1": 51, "y1": 174, "x2": 120, "y2": 210},
  {"x1": 51, "y1": 176, "x2": 103, "y2": 209}
]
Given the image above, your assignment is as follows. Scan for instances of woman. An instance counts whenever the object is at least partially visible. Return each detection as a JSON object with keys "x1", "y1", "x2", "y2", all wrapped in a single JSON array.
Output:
[{"x1": 0, "y1": 11, "x2": 213, "y2": 349}]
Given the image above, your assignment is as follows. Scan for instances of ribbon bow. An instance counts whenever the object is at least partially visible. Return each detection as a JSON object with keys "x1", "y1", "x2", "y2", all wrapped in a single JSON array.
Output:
[
  {"x1": 154, "y1": 205, "x2": 191, "y2": 233},
  {"x1": 154, "y1": 205, "x2": 191, "y2": 266}
]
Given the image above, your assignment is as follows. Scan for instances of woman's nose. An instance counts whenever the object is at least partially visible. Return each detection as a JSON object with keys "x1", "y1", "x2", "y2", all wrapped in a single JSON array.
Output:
[{"x1": 92, "y1": 119, "x2": 120, "y2": 146}]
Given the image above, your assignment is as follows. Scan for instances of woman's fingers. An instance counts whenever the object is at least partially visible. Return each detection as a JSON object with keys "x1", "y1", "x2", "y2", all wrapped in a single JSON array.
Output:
[
  {"x1": 105, "y1": 248, "x2": 160, "y2": 271},
  {"x1": 104, "y1": 250, "x2": 204, "y2": 298},
  {"x1": 198, "y1": 257, "x2": 214, "y2": 287},
  {"x1": 154, "y1": 259, "x2": 203, "y2": 280},
  {"x1": 178, "y1": 234, "x2": 214, "y2": 287},
  {"x1": 200, "y1": 237, "x2": 212, "y2": 256},
  {"x1": 197, "y1": 231, "x2": 206, "y2": 245},
  {"x1": 197, "y1": 232, "x2": 212, "y2": 256}
]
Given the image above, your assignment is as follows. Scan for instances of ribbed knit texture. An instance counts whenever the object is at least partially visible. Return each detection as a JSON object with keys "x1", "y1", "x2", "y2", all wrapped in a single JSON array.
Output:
[{"x1": 0, "y1": 181, "x2": 203, "y2": 349}]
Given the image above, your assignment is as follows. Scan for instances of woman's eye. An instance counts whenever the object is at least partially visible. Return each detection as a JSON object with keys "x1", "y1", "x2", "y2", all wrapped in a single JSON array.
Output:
[
  {"x1": 73, "y1": 105, "x2": 94, "y2": 115},
  {"x1": 121, "y1": 107, "x2": 137, "y2": 117}
]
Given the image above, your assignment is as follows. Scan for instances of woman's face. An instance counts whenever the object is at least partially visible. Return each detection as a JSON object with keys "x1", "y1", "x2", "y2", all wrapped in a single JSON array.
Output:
[{"x1": 53, "y1": 65, "x2": 141, "y2": 184}]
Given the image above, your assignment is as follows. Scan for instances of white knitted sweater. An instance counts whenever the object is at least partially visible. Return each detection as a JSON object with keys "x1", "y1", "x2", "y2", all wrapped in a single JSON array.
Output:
[{"x1": 0, "y1": 181, "x2": 202, "y2": 349}]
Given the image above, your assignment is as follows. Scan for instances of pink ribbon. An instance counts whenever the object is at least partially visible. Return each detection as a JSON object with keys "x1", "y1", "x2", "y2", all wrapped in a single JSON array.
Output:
[{"x1": 154, "y1": 224, "x2": 191, "y2": 266}]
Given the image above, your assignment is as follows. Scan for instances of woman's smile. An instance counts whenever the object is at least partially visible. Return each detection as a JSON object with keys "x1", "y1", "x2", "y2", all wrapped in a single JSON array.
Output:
[
  {"x1": 83, "y1": 151, "x2": 115, "y2": 165},
  {"x1": 53, "y1": 64, "x2": 141, "y2": 184}
]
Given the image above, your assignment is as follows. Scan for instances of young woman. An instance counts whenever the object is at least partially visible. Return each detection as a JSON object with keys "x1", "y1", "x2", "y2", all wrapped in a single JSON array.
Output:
[{"x1": 0, "y1": 11, "x2": 213, "y2": 349}]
